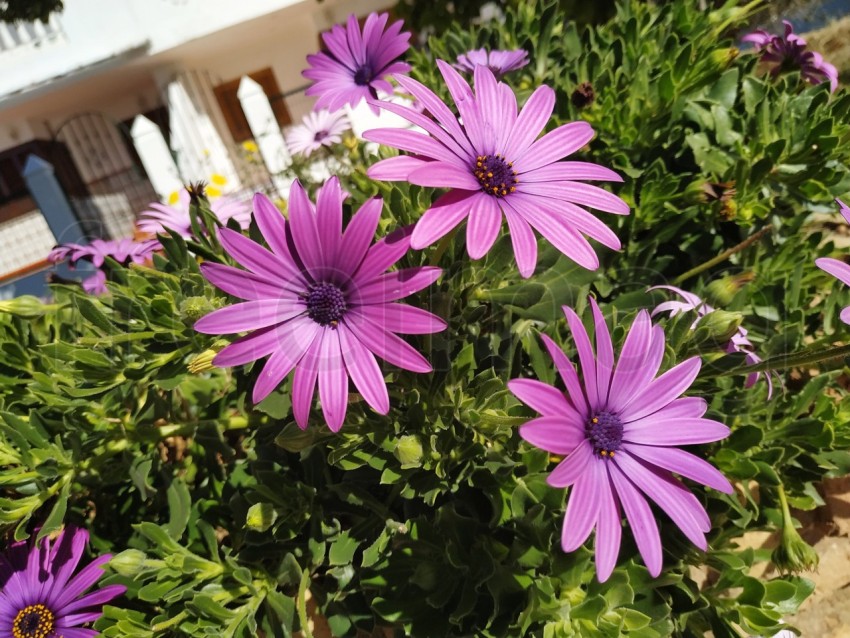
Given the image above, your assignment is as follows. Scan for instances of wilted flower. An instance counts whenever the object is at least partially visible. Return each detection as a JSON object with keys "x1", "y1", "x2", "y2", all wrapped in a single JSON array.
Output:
[
  {"x1": 0, "y1": 527, "x2": 126, "y2": 638},
  {"x1": 508, "y1": 299, "x2": 732, "y2": 581},
  {"x1": 365, "y1": 61, "x2": 628, "y2": 277},
  {"x1": 195, "y1": 178, "x2": 446, "y2": 431},
  {"x1": 570, "y1": 82, "x2": 596, "y2": 109},
  {"x1": 742, "y1": 20, "x2": 838, "y2": 92},
  {"x1": 815, "y1": 198, "x2": 850, "y2": 325},
  {"x1": 285, "y1": 109, "x2": 351, "y2": 157},
  {"x1": 454, "y1": 48, "x2": 529, "y2": 78},
  {"x1": 138, "y1": 189, "x2": 251, "y2": 239},
  {"x1": 303, "y1": 12, "x2": 411, "y2": 114},
  {"x1": 772, "y1": 485, "x2": 819, "y2": 574},
  {"x1": 650, "y1": 285, "x2": 774, "y2": 396}
]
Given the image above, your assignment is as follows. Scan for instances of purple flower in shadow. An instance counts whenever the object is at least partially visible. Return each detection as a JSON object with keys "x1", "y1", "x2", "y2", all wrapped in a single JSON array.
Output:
[
  {"x1": 454, "y1": 48, "x2": 529, "y2": 78},
  {"x1": 815, "y1": 198, "x2": 850, "y2": 325}
]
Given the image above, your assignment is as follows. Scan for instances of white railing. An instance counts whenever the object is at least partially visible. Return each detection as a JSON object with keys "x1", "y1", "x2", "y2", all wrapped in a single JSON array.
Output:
[{"x1": 0, "y1": 14, "x2": 63, "y2": 55}]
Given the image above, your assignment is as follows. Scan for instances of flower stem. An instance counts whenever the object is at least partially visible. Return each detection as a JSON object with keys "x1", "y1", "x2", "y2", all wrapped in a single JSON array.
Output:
[
  {"x1": 297, "y1": 568, "x2": 313, "y2": 638},
  {"x1": 430, "y1": 226, "x2": 459, "y2": 267},
  {"x1": 735, "y1": 342, "x2": 850, "y2": 374},
  {"x1": 673, "y1": 225, "x2": 772, "y2": 285}
]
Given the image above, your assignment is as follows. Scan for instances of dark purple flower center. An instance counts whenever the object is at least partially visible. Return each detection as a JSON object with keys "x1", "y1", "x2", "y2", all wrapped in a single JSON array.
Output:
[
  {"x1": 473, "y1": 154, "x2": 518, "y2": 198},
  {"x1": 306, "y1": 282, "x2": 347, "y2": 326},
  {"x1": 13, "y1": 603, "x2": 55, "y2": 638},
  {"x1": 353, "y1": 64, "x2": 374, "y2": 86},
  {"x1": 586, "y1": 411, "x2": 623, "y2": 458},
  {"x1": 313, "y1": 129, "x2": 330, "y2": 142}
]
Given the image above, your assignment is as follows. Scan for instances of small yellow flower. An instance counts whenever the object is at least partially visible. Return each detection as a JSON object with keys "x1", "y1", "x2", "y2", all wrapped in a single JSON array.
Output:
[
  {"x1": 242, "y1": 140, "x2": 259, "y2": 154},
  {"x1": 210, "y1": 173, "x2": 227, "y2": 186},
  {"x1": 205, "y1": 185, "x2": 222, "y2": 198},
  {"x1": 167, "y1": 191, "x2": 180, "y2": 205}
]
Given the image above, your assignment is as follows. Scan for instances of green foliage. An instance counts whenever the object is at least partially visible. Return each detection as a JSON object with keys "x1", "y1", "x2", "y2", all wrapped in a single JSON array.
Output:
[{"x1": 1, "y1": 1, "x2": 849, "y2": 636}]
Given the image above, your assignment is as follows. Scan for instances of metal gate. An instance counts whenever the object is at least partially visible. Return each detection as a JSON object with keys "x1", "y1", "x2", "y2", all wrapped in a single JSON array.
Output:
[{"x1": 53, "y1": 111, "x2": 159, "y2": 239}]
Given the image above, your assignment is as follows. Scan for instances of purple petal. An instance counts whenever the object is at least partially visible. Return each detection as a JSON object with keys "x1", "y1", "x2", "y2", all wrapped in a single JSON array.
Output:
[
  {"x1": 354, "y1": 267, "x2": 442, "y2": 304},
  {"x1": 502, "y1": 85, "x2": 555, "y2": 159},
  {"x1": 251, "y1": 320, "x2": 320, "y2": 403},
  {"x1": 292, "y1": 332, "x2": 324, "y2": 429},
  {"x1": 354, "y1": 226, "x2": 413, "y2": 284},
  {"x1": 594, "y1": 465, "x2": 622, "y2": 582},
  {"x1": 356, "y1": 303, "x2": 446, "y2": 335},
  {"x1": 394, "y1": 75, "x2": 473, "y2": 147},
  {"x1": 589, "y1": 298, "x2": 614, "y2": 405},
  {"x1": 343, "y1": 310, "x2": 432, "y2": 373},
  {"x1": 372, "y1": 99, "x2": 474, "y2": 160},
  {"x1": 519, "y1": 415, "x2": 585, "y2": 455},
  {"x1": 287, "y1": 181, "x2": 325, "y2": 279},
  {"x1": 55, "y1": 584, "x2": 126, "y2": 617},
  {"x1": 816, "y1": 257, "x2": 850, "y2": 287},
  {"x1": 194, "y1": 299, "x2": 302, "y2": 334},
  {"x1": 410, "y1": 190, "x2": 475, "y2": 250},
  {"x1": 339, "y1": 325, "x2": 389, "y2": 414},
  {"x1": 615, "y1": 452, "x2": 709, "y2": 548},
  {"x1": 562, "y1": 305, "x2": 601, "y2": 408},
  {"x1": 466, "y1": 194, "x2": 503, "y2": 259},
  {"x1": 608, "y1": 462, "x2": 662, "y2": 576},
  {"x1": 507, "y1": 378, "x2": 570, "y2": 416},
  {"x1": 518, "y1": 180, "x2": 629, "y2": 215},
  {"x1": 621, "y1": 358, "x2": 702, "y2": 421},
  {"x1": 49, "y1": 556, "x2": 111, "y2": 611},
  {"x1": 408, "y1": 161, "x2": 480, "y2": 190},
  {"x1": 363, "y1": 128, "x2": 464, "y2": 166},
  {"x1": 548, "y1": 439, "x2": 593, "y2": 488},
  {"x1": 623, "y1": 443, "x2": 733, "y2": 494},
  {"x1": 253, "y1": 193, "x2": 291, "y2": 259},
  {"x1": 539, "y1": 333, "x2": 589, "y2": 415},
  {"x1": 367, "y1": 155, "x2": 428, "y2": 181},
  {"x1": 218, "y1": 227, "x2": 305, "y2": 288},
  {"x1": 623, "y1": 417, "x2": 730, "y2": 446},
  {"x1": 519, "y1": 161, "x2": 623, "y2": 183},
  {"x1": 200, "y1": 261, "x2": 288, "y2": 302},
  {"x1": 336, "y1": 197, "x2": 383, "y2": 276},
  {"x1": 509, "y1": 197, "x2": 599, "y2": 270},
  {"x1": 315, "y1": 177, "x2": 344, "y2": 262},
  {"x1": 609, "y1": 310, "x2": 653, "y2": 407},
  {"x1": 515, "y1": 122, "x2": 595, "y2": 173},
  {"x1": 501, "y1": 201, "x2": 538, "y2": 278},
  {"x1": 559, "y1": 447, "x2": 601, "y2": 550},
  {"x1": 318, "y1": 329, "x2": 349, "y2": 432}
]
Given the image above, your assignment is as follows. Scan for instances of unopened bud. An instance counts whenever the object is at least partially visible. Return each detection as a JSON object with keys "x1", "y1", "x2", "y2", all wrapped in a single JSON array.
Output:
[
  {"x1": 394, "y1": 435, "x2": 423, "y2": 468},
  {"x1": 0, "y1": 295, "x2": 48, "y2": 318},
  {"x1": 696, "y1": 310, "x2": 743, "y2": 344},
  {"x1": 180, "y1": 296, "x2": 215, "y2": 323},
  {"x1": 705, "y1": 272, "x2": 754, "y2": 307},
  {"x1": 110, "y1": 549, "x2": 148, "y2": 576},
  {"x1": 709, "y1": 47, "x2": 739, "y2": 69},
  {"x1": 188, "y1": 339, "x2": 228, "y2": 374},
  {"x1": 772, "y1": 486, "x2": 819, "y2": 574}
]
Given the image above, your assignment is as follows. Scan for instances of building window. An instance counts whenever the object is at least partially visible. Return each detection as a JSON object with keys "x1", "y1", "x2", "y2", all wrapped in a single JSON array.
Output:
[{"x1": 213, "y1": 68, "x2": 291, "y2": 143}]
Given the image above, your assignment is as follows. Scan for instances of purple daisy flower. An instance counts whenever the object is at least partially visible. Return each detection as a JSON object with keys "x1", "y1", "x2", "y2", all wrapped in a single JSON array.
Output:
[
  {"x1": 650, "y1": 285, "x2": 775, "y2": 397},
  {"x1": 138, "y1": 189, "x2": 251, "y2": 239},
  {"x1": 48, "y1": 238, "x2": 159, "y2": 269},
  {"x1": 742, "y1": 20, "x2": 838, "y2": 92},
  {"x1": 454, "y1": 48, "x2": 530, "y2": 78},
  {"x1": 303, "y1": 12, "x2": 411, "y2": 115},
  {"x1": 0, "y1": 527, "x2": 125, "y2": 638},
  {"x1": 815, "y1": 198, "x2": 850, "y2": 325},
  {"x1": 508, "y1": 298, "x2": 733, "y2": 581},
  {"x1": 285, "y1": 109, "x2": 351, "y2": 157},
  {"x1": 194, "y1": 178, "x2": 446, "y2": 431},
  {"x1": 364, "y1": 61, "x2": 629, "y2": 278}
]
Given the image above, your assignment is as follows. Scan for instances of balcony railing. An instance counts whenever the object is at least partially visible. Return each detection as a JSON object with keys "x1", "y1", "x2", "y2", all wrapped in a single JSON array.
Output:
[{"x1": 0, "y1": 15, "x2": 63, "y2": 55}]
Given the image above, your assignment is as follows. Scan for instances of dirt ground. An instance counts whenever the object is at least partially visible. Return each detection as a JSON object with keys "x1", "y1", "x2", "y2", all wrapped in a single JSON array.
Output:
[{"x1": 786, "y1": 477, "x2": 850, "y2": 637}]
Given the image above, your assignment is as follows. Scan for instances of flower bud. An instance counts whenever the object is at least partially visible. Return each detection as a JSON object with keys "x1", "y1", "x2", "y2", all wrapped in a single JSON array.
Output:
[
  {"x1": 709, "y1": 47, "x2": 739, "y2": 70},
  {"x1": 772, "y1": 486, "x2": 819, "y2": 574},
  {"x1": 0, "y1": 295, "x2": 48, "y2": 318},
  {"x1": 110, "y1": 549, "x2": 148, "y2": 576},
  {"x1": 188, "y1": 339, "x2": 228, "y2": 374},
  {"x1": 394, "y1": 435, "x2": 424, "y2": 468},
  {"x1": 696, "y1": 310, "x2": 743, "y2": 344},
  {"x1": 180, "y1": 296, "x2": 215, "y2": 323},
  {"x1": 705, "y1": 272, "x2": 754, "y2": 307}
]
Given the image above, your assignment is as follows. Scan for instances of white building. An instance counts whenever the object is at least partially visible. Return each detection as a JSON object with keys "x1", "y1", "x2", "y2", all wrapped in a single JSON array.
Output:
[{"x1": 0, "y1": 0, "x2": 392, "y2": 294}]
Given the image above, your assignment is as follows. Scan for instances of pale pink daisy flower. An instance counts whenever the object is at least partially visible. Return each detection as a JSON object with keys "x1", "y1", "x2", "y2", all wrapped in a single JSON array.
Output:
[
  {"x1": 285, "y1": 109, "x2": 351, "y2": 157},
  {"x1": 455, "y1": 48, "x2": 529, "y2": 78},
  {"x1": 138, "y1": 189, "x2": 251, "y2": 239},
  {"x1": 815, "y1": 198, "x2": 850, "y2": 325}
]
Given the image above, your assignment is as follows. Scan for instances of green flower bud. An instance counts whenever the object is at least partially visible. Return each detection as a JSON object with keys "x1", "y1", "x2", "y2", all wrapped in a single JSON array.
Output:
[
  {"x1": 0, "y1": 295, "x2": 50, "y2": 318},
  {"x1": 188, "y1": 339, "x2": 228, "y2": 374},
  {"x1": 772, "y1": 486, "x2": 819, "y2": 574},
  {"x1": 705, "y1": 272, "x2": 754, "y2": 307},
  {"x1": 110, "y1": 549, "x2": 148, "y2": 576},
  {"x1": 709, "y1": 47, "x2": 739, "y2": 70},
  {"x1": 394, "y1": 435, "x2": 423, "y2": 468},
  {"x1": 245, "y1": 502, "x2": 277, "y2": 532},
  {"x1": 696, "y1": 310, "x2": 743, "y2": 344},
  {"x1": 180, "y1": 296, "x2": 215, "y2": 323}
]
